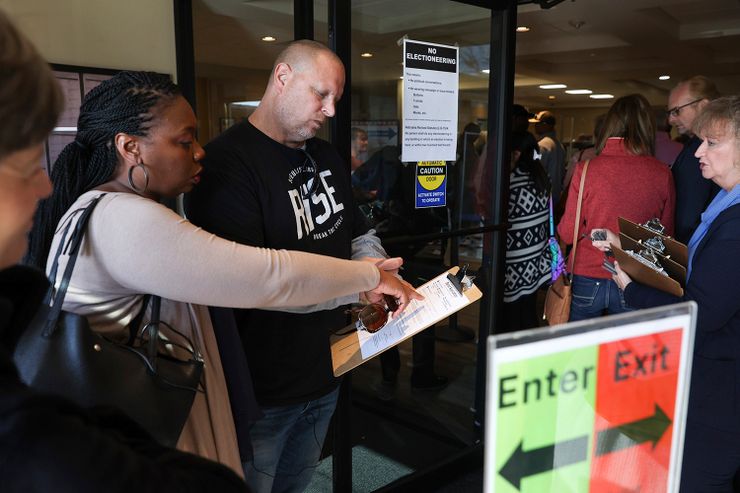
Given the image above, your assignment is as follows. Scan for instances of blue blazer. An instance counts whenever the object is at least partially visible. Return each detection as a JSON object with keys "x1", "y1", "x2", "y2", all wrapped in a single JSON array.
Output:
[{"x1": 624, "y1": 202, "x2": 740, "y2": 432}]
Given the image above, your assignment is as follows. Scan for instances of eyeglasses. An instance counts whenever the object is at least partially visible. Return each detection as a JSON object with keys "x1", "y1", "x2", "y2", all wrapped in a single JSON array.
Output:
[
  {"x1": 298, "y1": 148, "x2": 320, "y2": 199},
  {"x1": 356, "y1": 295, "x2": 398, "y2": 333},
  {"x1": 667, "y1": 98, "x2": 702, "y2": 118}
]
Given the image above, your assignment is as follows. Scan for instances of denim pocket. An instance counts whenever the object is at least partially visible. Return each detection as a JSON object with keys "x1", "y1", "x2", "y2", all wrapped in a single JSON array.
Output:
[{"x1": 571, "y1": 277, "x2": 599, "y2": 308}]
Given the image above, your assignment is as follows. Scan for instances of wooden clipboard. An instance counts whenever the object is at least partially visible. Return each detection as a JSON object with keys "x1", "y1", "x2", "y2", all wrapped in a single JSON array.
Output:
[
  {"x1": 612, "y1": 246, "x2": 684, "y2": 297},
  {"x1": 330, "y1": 266, "x2": 482, "y2": 377},
  {"x1": 618, "y1": 233, "x2": 687, "y2": 286},
  {"x1": 618, "y1": 217, "x2": 688, "y2": 266}
]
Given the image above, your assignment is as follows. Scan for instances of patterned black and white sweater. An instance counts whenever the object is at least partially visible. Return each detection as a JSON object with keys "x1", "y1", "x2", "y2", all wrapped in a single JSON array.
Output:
[{"x1": 504, "y1": 167, "x2": 552, "y2": 302}]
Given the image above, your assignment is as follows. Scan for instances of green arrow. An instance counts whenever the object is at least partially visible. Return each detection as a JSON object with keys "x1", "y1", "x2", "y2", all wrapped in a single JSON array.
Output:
[
  {"x1": 499, "y1": 435, "x2": 589, "y2": 490},
  {"x1": 595, "y1": 404, "x2": 672, "y2": 456}
]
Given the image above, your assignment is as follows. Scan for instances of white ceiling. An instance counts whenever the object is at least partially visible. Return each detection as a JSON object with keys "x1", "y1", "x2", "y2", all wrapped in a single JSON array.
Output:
[{"x1": 194, "y1": 0, "x2": 740, "y2": 109}]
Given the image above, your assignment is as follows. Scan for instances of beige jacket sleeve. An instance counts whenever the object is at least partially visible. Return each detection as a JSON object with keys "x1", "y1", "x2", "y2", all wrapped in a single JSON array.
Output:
[
  {"x1": 274, "y1": 229, "x2": 387, "y2": 313},
  {"x1": 87, "y1": 193, "x2": 379, "y2": 308}
]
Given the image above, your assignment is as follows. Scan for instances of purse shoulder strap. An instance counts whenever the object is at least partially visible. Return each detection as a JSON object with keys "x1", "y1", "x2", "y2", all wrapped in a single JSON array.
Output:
[
  {"x1": 44, "y1": 195, "x2": 105, "y2": 335},
  {"x1": 45, "y1": 218, "x2": 75, "y2": 305},
  {"x1": 44, "y1": 194, "x2": 161, "y2": 339},
  {"x1": 126, "y1": 294, "x2": 152, "y2": 345},
  {"x1": 568, "y1": 159, "x2": 590, "y2": 274}
]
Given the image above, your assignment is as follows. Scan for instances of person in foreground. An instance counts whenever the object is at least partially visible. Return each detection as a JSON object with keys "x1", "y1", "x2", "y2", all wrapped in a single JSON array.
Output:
[
  {"x1": 597, "y1": 96, "x2": 740, "y2": 492},
  {"x1": 23, "y1": 70, "x2": 417, "y2": 476},
  {"x1": 0, "y1": 9, "x2": 247, "y2": 492}
]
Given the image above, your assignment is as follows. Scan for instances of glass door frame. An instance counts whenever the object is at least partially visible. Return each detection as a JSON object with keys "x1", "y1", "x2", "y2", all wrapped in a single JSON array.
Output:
[
  {"x1": 174, "y1": 0, "x2": 519, "y2": 489},
  {"x1": 326, "y1": 3, "x2": 514, "y2": 490}
]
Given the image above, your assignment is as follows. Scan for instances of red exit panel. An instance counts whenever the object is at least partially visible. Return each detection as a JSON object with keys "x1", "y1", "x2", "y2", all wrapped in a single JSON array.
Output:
[{"x1": 590, "y1": 329, "x2": 684, "y2": 493}]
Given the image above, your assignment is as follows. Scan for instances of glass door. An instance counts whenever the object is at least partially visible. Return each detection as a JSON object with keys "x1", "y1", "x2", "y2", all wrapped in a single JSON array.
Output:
[
  {"x1": 191, "y1": 1, "x2": 496, "y2": 490},
  {"x1": 339, "y1": 1, "x2": 493, "y2": 490}
]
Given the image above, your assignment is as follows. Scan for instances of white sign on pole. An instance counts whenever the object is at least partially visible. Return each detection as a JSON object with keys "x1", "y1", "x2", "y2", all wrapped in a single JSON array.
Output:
[{"x1": 401, "y1": 39, "x2": 459, "y2": 162}]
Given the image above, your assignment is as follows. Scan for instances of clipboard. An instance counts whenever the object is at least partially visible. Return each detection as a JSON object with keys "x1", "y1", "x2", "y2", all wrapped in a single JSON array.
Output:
[
  {"x1": 612, "y1": 246, "x2": 684, "y2": 297},
  {"x1": 619, "y1": 232, "x2": 687, "y2": 286},
  {"x1": 330, "y1": 266, "x2": 482, "y2": 377},
  {"x1": 618, "y1": 217, "x2": 688, "y2": 266}
]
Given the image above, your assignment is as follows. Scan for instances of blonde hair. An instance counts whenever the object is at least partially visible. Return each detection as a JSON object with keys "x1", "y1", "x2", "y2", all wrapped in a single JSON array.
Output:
[
  {"x1": 596, "y1": 94, "x2": 655, "y2": 156},
  {"x1": 682, "y1": 75, "x2": 720, "y2": 102},
  {"x1": 0, "y1": 10, "x2": 62, "y2": 158},
  {"x1": 693, "y1": 96, "x2": 740, "y2": 142}
]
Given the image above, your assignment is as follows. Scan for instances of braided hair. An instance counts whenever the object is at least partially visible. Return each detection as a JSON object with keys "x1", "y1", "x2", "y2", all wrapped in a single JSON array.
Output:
[
  {"x1": 511, "y1": 130, "x2": 551, "y2": 197},
  {"x1": 25, "y1": 71, "x2": 181, "y2": 269}
]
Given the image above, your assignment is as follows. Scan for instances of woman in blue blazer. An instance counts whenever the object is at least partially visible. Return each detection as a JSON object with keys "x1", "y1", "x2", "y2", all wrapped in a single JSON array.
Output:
[{"x1": 608, "y1": 96, "x2": 740, "y2": 492}]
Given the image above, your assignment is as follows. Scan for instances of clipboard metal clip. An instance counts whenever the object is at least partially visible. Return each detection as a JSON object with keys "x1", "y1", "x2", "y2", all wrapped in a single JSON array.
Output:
[
  {"x1": 642, "y1": 218, "x2": 667, "y2": 236},
  {"x1": 447, "y1": 264, "x2": 475, "y2": 294}
]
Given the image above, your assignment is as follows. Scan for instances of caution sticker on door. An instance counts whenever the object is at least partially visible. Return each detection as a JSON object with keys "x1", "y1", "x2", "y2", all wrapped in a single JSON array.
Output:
[{"x1": 415, "y1": 160, "x2": 446, "y2": 208}]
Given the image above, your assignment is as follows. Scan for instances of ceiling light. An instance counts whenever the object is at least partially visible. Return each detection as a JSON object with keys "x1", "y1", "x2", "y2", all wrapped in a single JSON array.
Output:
[
  {"x1": 565, "y1": 89, "x2": 593, "y2": 95},
  {"x1": 231, "y1": 100, "x2": 261, "y2": 107},
  {"x1": 481, "y1": 69, "x2": 490, "y2": 74},
  {"x1": 360, "y1": 52, "x2": 373, "y2": 58},
  {"x1": 539, "y1": 84, "x2": 567, "y2": 89},
  {"x1": 659, "y1": 75, "x2": 671, "y2": 80},
  {"x1": 516, "y1": 26, "x2": 530, "y2": 33},
  {"x1": 399, "y1": 76, "x2": 403, "y2": 80},
  {"x1": 548, "y1": 95, "x2": 556, "y2": 100},
  {"x1": 261, "y1": 36, "x2": 276, "y2": 42},
  {"x1": 589, "y1": 94, "x2": 614, "y2": 99}
]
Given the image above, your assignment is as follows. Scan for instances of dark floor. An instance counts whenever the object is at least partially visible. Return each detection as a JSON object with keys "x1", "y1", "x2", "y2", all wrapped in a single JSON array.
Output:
[
  {"x1": 307, "y1": 295, "x2": 483, "y2": 492},
  {"x1": 430, "y1": 468, "x2": 484, "y2": 493}
]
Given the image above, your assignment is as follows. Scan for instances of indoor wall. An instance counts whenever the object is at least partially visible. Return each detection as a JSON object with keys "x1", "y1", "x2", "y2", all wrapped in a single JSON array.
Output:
[{"x1": 0, "y1": 0, "x2": 177, "y2": 77}]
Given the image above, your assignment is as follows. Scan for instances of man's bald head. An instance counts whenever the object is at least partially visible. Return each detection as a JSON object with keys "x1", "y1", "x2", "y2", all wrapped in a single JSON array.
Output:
[
  {"x1": 668, "y1": 75, "x2": 720, "y2": 136},
  {"x1": 271, "y1": 39, "x2": 342, "y2": 78},
  {"x1": 252, "y1": 39, "x2": 345, "y2": 147}
]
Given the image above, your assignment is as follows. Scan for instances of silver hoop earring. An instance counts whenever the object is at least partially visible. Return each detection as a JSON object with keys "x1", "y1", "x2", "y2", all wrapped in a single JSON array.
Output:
[{"x1": 128, "y1": 163, "x2": 150, "y2": 194}]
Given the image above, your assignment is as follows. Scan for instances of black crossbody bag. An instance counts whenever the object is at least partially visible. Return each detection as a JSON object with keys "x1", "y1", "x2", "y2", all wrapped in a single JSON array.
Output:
[{"x1": 14, "y1": 194, "x2": 203, "y2": 447}]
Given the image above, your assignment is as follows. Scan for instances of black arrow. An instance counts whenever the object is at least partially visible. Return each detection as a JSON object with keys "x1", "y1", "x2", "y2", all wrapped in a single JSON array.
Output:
[
  {"x1": 595, "y1": 404, "x2": 672, "y2": 456},
  {"x1": 499, "y1": 435, "x2": 589, "y2": 490}
]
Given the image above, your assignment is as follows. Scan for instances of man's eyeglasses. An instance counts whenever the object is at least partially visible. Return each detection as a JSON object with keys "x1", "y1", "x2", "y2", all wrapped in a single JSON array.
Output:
[
  {"x1": 298, "y1": 149, "x2": 320, "y2": 199},
  {"x1": 667, "y1": 98, "x2": 702, "y2": 118},
  {"x1": 356, "y1": 295, "x2": 398, "y2": 333}
]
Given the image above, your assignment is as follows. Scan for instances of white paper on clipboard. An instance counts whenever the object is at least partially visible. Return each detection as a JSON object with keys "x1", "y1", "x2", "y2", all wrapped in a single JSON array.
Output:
[{"x1": 357, "y1": 271, "x2": 468, "y2": 359}]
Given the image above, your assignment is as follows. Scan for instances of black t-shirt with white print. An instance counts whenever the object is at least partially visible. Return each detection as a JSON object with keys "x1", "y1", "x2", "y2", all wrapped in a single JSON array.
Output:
[{"x1": 186, "y1": 120, "x2": 367, "y2": 406}]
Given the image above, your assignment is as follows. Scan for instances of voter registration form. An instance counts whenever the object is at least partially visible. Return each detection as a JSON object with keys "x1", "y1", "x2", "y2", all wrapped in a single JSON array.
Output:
[{"x1": 357, "y1": 271, "x2": 469, "y2": 359}]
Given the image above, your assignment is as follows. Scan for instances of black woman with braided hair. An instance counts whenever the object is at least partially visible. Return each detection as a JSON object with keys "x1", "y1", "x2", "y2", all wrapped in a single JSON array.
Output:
[
  {"x1": 23, "y1": 70, "x2": 418, "y2": 477},
  {"x1": 0, "y1": 8, "x2": 249, "y2": 492}
]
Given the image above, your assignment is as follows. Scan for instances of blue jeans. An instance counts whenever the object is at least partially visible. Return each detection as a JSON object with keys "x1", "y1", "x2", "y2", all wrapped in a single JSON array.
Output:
[
  {"x1": 568, "y1": 274, "x2": 633, "y2": 322},
  {"x1": 243, "y1": 386, "x2": 340, "y2": 493}
]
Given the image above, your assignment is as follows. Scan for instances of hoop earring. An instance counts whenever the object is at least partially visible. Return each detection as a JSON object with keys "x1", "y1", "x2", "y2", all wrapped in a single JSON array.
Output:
[{"x1": 128, "y1": 163, "x2": 150, "y2": 194}]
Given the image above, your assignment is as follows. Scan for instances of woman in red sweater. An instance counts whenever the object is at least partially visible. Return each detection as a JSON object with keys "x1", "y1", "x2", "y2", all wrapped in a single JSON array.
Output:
[{"x1": 557, "y1": 94, "x2": 675, "y2": 321}]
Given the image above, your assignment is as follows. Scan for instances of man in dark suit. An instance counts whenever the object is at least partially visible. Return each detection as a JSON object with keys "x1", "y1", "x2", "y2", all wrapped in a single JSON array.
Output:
[{"x1": 667, "y1": 76, "x2": 720, "y2": 243}]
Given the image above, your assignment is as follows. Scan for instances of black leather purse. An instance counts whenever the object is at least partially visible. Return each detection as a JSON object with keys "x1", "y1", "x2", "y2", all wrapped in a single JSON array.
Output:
[{"x1": 14, "y1": 194, "x2": 204, "y2": 447}]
